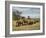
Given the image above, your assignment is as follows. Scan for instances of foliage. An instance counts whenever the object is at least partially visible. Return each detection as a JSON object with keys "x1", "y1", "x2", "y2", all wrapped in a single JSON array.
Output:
[{"x1": 12, "y1": 10, "x2": 22, "y2": 20}]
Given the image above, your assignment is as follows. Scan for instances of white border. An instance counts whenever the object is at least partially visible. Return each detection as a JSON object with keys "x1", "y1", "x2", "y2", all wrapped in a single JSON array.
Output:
[{"x1": 10, "y1": 4, "x2": 43, "y2": 34}]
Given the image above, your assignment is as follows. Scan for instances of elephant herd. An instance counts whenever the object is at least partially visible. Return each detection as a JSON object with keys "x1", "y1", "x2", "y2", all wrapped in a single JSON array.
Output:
[{"x1": 16, "y1": 19, "x2": 39, "y2": 27}]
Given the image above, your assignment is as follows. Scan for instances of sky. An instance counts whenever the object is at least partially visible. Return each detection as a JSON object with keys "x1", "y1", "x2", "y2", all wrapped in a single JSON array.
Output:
[{"x1": 12, "y1": 7, "x2": 40, "y2": 18}]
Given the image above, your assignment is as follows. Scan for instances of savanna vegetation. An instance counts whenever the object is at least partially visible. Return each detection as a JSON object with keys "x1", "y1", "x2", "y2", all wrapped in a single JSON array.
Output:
[{"x1": 12, "y1": 10, "x2": 40, "y2": 31}]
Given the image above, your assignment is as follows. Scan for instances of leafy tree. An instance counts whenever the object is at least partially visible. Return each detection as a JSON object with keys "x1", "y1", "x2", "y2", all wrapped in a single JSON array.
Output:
[{"x1": 12, "y1": 10, "x2": 22, "y2": 20}]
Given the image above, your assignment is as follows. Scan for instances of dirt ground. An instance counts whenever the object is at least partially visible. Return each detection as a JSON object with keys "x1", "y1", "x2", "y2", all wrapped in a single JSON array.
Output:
[{"x1": 12, "y1": 20, "x2": 40, "y2": 31}]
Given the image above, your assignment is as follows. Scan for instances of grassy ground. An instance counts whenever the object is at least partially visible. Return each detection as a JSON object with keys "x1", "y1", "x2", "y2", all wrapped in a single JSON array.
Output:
[{"x1": 12, "y1": 20, "x2": 40, "y2": 31}]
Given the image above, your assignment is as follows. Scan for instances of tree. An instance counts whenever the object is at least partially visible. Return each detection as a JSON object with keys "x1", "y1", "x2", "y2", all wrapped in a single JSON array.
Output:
[
  {"x1": 13, "y1": 10, "x2": 22, "y2": 20},
  {"x1": 28, "y1": 16, "x2": 30, "y2": 19}
]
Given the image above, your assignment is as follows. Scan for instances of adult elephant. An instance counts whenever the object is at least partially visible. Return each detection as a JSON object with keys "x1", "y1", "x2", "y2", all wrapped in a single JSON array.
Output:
[{"x1": 16, "y1": 19, "x2": 23, "y2": 27}]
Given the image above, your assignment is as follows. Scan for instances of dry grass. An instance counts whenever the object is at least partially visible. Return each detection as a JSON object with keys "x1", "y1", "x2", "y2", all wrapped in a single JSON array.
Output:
[{"x1": 12, "y1": 20, "x2": 40, "y2": 31}]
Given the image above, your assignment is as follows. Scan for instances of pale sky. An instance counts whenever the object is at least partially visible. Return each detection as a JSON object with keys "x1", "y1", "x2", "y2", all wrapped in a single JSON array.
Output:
[{"x1": 12, "y1": 7, "x2": 40, "y2": 18}]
